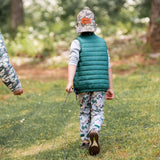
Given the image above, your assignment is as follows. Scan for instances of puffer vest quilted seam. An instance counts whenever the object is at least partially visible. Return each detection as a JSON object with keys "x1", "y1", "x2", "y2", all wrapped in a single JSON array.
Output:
[{"x1": 74, "y1": 34, "x2": 109, "y2": 94}]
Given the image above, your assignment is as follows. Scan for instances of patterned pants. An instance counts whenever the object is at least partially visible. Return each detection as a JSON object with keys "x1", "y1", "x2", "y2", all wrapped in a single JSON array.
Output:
[{"x1": 78, "y1": 91, "x2": 105, "y2": 141}]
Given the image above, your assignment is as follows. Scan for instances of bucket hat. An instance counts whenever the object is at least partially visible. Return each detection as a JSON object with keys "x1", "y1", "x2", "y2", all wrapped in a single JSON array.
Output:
[{"x1": 76, "y1": 7, "x2": 97, "y2": 33}]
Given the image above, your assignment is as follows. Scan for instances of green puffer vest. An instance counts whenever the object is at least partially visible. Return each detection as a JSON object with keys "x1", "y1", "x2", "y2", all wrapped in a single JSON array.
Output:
[{"x1": 73, "y1": 34, "x2": 109, "y2": 94}]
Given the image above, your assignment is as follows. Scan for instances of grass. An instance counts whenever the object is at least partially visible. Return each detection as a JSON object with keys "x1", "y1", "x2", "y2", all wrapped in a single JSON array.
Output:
[{"x1": 0, "y1": 68, "x2": 160, "y2": 160}]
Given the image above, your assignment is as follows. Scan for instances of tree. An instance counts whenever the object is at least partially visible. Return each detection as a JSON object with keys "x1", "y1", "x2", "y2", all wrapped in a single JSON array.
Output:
[
  {"x1": 147, "y1": 0, "x2": 160, "y2": 52},
  {"x1": 10, "y1": 0, "x2": 24, "y2": 30}
]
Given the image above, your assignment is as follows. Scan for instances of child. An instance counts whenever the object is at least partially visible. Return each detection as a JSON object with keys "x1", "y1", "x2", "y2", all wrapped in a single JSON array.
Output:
[
  {"x1": 0, "y1": 33, "x2": 23, "y2": 95},
  {"x1": 66, "y1": 7, "x2": 114, "y2": 156}
]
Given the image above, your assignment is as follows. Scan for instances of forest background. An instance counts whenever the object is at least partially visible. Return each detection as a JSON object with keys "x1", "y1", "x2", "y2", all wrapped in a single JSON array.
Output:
[{"x1": 0, "y1": 0, "x2": 156, "y2": 59}]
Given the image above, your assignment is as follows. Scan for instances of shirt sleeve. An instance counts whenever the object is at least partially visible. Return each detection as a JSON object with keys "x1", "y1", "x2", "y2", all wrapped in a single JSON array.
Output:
[
  {"x1": 0, "y1": 34, "x2": 22, "y2": 92},
  {"x1": 69, "y1": 39, "x2": 81, "y2": 66}
]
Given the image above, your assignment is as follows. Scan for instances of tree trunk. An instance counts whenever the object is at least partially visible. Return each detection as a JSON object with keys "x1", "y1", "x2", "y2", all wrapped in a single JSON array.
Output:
[
  {"x1": 10, "y1": 0, "x2": 24, "y2": 30},
  {"x1": 147, "y1": 0, "x2": 160, "y2": 52}
]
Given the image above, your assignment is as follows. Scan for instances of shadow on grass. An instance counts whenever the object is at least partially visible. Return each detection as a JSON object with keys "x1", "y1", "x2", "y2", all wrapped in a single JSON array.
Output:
[
  {"x1": 22, "y1": 140, "x2": 88, "y2": 160},
  {"x1": 0, "y1": 91, "x2": 78, "y2": 157}
]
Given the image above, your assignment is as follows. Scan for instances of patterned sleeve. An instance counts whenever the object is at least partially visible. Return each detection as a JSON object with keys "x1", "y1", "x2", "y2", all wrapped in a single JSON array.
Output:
[{"x1": 0, "y1": 33, "x2": 22, "y2": 92}]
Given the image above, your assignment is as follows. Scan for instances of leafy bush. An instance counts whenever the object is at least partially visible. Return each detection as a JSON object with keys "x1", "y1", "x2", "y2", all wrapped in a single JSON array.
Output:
[{"x1": 4, "y1": 26, "x2": 55, "y2": 58}]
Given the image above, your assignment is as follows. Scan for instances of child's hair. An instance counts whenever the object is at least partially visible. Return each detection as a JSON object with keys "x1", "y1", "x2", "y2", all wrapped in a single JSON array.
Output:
[{"x1": 81, "y1": 32, "x2": 94, "y2": 36}]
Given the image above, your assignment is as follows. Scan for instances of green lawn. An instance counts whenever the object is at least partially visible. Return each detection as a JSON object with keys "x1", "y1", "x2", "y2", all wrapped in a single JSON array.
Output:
[{"x1": 0, "y1": 68, "x2": 160, "y2": 160}]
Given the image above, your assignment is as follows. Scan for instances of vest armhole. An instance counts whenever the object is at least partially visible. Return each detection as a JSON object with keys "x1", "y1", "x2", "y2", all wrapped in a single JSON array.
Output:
[
  {"x1": 76, "y1": 37, "x2": 82, "y2": 52},
  {"x1": 76, "y1": 37, "x2": 82, "y2": 46}
]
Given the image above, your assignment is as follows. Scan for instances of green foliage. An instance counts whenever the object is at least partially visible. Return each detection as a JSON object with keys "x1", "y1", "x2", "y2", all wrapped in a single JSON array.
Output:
[
  {"x1": 24, "y1": 0, "x2": 59, "y2": 29},
  {"x1": 57, "y1": 0, "x2": 150, "y2": 36},
  {"x1": 0, "y1": 0, "x2": 152, "y2": 57},
  {"x1": 135, "y1": 0, "x2": 151, "y2": 18},
  {"x1": 4, "y1": 26, "x2": 55, "y2": 57},
  {"x1": 57, "y1": 0, "x2": 85, "y2": 19},
  {"x1": 86, "y1": 0, "x2": 126, "y2": 18},
  {"x1": 58, "y1": 0, "x2": 127, "y2": 35},
  {"x1": 58, "y1": 0, "x2": 126, "y2": 20}
]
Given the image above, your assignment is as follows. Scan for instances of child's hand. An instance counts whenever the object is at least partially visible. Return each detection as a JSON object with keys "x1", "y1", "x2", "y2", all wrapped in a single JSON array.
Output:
[
  {"x1": 13, "y1": 88, "x2": 23, "y2": 95},
  {"x1": 106, "y1": 89, "x2": 114, "y2": 100},
  {"x1": 66, "y1": 82, "x2": 73, "y2": 93}
]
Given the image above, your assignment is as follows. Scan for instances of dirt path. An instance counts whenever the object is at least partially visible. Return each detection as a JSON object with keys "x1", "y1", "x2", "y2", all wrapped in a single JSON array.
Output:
[
  {"x1": 13, "y1": 54, "x2": 158, "y2": 81},
  {"x1": 14, "y1": 65, "x2": 68, "y2": 81}
]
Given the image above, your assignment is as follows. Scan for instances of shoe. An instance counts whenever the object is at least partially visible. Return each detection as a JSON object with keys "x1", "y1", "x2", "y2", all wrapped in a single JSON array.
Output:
[
  {"x1": 89, "y1": 130, "x2": 100, "y2": 156},
  {"x1": 80, "y1": 141, "x2": 89, "y2": 149}
]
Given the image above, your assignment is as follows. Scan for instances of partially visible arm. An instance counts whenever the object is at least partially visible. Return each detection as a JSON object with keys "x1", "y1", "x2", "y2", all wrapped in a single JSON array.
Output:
[
  {"x1": 108, "y1": 68, "x2": 113, "y2": 89},
  {"x1": 106, "y1": 68, "x2": 114, "y2": 100},
  {"x1": 105, "y1": 51, "x2": 114, "y2": 100},
  {"x1": 66, "y1": 40, "x2": 80, "y2": 93},
  {"x1": 0, "y1": 34, "x2": 23, "y2": 95},
  {"x1": 66, "y1": 65, "x2": 77, "y2": 93}
]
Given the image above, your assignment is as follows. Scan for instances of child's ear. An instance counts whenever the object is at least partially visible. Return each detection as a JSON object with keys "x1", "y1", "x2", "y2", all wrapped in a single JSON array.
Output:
[
  {"x1": 96, "y1": 24, "x2": 98, "y2": 26},
  {"x1": 75, "y1": 26, "x2": 77, "y2": 28}
]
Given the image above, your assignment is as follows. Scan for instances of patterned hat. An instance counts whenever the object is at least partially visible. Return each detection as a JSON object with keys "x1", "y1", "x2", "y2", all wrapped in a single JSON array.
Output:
[{"x1": 76, "y1": 7, "x2": 97, "y2": 33}]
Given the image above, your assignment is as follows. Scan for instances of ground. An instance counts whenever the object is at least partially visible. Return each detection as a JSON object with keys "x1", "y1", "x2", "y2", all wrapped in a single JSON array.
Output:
[
  {"x1": 11, "y1": 53, "x2": 159, "y2": 81},
  {"x1": 0, "y1": 54, "x2": 160, "y2": 160},
  {"x1": 14, "y1": 64, "x2": 68, "y2": 81}
]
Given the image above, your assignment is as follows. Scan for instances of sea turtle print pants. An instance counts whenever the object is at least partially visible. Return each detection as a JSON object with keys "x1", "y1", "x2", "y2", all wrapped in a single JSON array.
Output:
[{"x1": 78, "y1": 91, "x2": 105, "y2": 141}]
